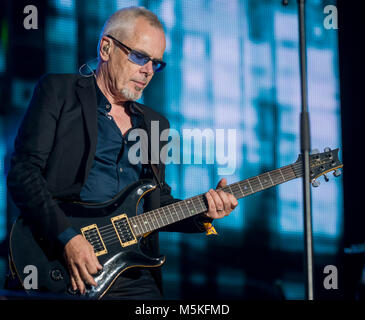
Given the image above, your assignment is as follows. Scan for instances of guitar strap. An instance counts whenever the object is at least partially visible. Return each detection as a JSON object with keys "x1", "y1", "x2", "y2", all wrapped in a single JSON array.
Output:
[
  {"x1": 132, "y1": 101, "x2": 163, "y2": 190},
  {"x1": 149, "y1": 161, "x2": 163, "y2": 190}
]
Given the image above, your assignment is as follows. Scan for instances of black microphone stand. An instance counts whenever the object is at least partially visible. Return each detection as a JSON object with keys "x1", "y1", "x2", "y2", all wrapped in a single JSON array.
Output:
[{"x1": 282, "y1": 0, "x2": 314, "y2": 300}]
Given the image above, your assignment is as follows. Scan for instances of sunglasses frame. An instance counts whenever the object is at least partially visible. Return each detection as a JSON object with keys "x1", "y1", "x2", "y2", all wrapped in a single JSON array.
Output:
[{"x1": 105, "y1": 34, "x2": 166, "y2": 72}]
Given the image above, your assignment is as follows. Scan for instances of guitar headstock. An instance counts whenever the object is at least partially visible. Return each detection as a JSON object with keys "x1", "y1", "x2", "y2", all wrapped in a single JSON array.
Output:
[{"x1": 295, "y1": 147, "x2": 343, "y2": 187}]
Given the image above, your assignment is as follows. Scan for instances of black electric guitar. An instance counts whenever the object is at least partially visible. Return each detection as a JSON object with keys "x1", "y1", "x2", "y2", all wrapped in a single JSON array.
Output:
[{"x1": 9, "y1": 148, "x2": 343, "y2": 299}]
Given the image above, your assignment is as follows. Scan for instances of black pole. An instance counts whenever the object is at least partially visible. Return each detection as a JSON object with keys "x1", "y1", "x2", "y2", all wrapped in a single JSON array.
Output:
[
  {"x1": 297, "y1": 0, "x2": 314, "y2": 301},
  {"x1": 282, "y1": 0, "x2": 314, "y2": 300}
]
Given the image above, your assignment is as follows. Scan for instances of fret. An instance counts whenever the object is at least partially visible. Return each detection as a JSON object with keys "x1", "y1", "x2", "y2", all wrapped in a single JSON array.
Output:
[
  {"x1": 147, "y1": 211, "x2": 157, "y2": 230},
  {"x1": 259, "y1": 173, "x2": 272, "y2": 189},
  {"x1": 236, "y1": 182, "x2": 244, "y2": 197},
  {"x1": 279, "y1": 168, "x2": 286, "y2": 181},
  {"x1": 143, "y1": 214, "x2": 153, "y2": 233},
  {"x1": 231, "y1": 183, "x2": 242, "y2": 199},
  {"x1": 132, "y1": 216, "x2": 142, "y2": 235},
  {"x1": 249, "y1": 177, "x2": 261, "y2": 192},
  {"x1": 270, "y1": 169, "x2": 284, "y2": 184},
  {"x1": 225, "y1": 184, "x2": 233, "y2": 195},
  {"x1": 257, "y1": 176, "x2": 264, "y2": 189},
  {"x1": 165, "y1": 205, "x2": 174, "y2": 224},
  {"x1": 146, "y1": 211, "x2": 156, "y2": 231},
  {"x1": 267, "y1": 171, "x2": 274, "y2": 185},
  {"x1": 288, "y1": 165, "x2": 297, "y2": 179},
  {"x1": 154, "y1": 208, "x2": 162, "y2": 229},
  {"x1": 225, "y1": 184, "x2": 234, "y2": 196},
  {"x1": 196, "y1": 195, "x2": 207, "y2": 213},
  {"x1": 140, "y1": 215, "x2": 148, "y2": 234},
  {"x1": 170, "y1": 202, "x2": 180, "y2": 221},
  {"x1": 282, "y1": 166, "x2": 295, "y2": 181},
  {"x1": 179, "y1": 200, "x2": 191, "y2": 218},
  {"x1": 160, "y1": 207, "x2": 170, "y2": 226},
  {"x1": 239, "y1": 181, "x2": 250, "y2": 196},
  {"x1": 246, "y1": 179, "x2": 254, "y2": 193},
  {"x1": 186, "y1": 198, "x2": 198, "y2": 216},
  {"x1": 130, "y1": 217, "x2": 140, "y2": 235}
]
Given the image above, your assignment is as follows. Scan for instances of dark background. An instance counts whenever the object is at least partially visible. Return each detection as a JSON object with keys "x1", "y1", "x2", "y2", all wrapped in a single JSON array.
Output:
[{"x1": 338, "y1": 0, "x2": 365, "y2": 299}]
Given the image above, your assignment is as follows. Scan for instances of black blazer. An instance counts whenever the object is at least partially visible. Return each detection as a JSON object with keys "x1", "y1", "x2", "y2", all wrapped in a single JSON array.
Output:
[{"x1": 7, "y1": 74, "x2": 209, "y2": 253}]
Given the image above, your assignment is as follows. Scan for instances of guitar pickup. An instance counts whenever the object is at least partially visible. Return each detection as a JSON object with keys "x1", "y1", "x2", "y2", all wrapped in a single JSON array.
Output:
[
  {"x1": 111, "y1": 214, "x2": 137, "y2": 247},
  {"x1": 81, "y1": 224, "x2": 108, "y2": 256}
]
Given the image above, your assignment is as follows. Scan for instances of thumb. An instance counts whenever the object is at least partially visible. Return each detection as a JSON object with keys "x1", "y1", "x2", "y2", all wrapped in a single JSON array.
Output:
[{"x1": 216, "y1": 178, "x2": 227, "y2": 189}]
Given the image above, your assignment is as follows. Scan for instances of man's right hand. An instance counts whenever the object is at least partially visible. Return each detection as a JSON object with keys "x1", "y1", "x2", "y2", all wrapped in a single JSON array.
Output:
[{"x1": 63, "y1": 234, "x2": 103, "y2": 294}]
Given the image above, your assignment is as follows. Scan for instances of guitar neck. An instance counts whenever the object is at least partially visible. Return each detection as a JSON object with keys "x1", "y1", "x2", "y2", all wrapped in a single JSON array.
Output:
[{"x1": 129, "y1": 161, "x2": 303, "y2": 237}]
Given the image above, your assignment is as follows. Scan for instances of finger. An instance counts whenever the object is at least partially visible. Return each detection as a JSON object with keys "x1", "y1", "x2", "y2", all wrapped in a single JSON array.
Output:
[
  {"x1": 228, "y1": 193, "x2": 238, "y2": 209},
  {"x1": 216, "y1": 178, "x2": 227, "y2": 189},
  {"x1": 92, "y1": 254, "x2": 103, "y2": 271},
  {"x1": 70, "y1": 274, "x2": 77, "y2": 291},
  {"x1": 205, "y1": 191, "x2": 217, "y2": 216},
  {"x1": 209, "y1": 189, "x2": 224, "y2": 212},
  {"x1": 85, "y1": 260, "x2": 98, "y2": 276},
  {"x1": 71, "y1": 264, "x2": 86, "y2": 294},
  {"x1": 217, "y1": 190, "x2": 230, "y2": 213},
  {"x1": 79, "y1": 264, "x2": 98, "y2": 287},
  {"x1": 86, "y1": 242, "x2": 103, "y2": 271}
]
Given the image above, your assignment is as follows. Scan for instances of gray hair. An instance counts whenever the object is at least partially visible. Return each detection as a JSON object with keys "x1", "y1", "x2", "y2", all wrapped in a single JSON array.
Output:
[{"x1": 97, "y1": 6, "x2": 164, "y2": 57}]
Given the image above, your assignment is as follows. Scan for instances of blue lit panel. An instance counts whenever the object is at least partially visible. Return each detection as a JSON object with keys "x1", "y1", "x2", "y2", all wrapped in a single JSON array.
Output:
[
  {"x1": 156, "y1": 0, "x2": 341, "y2": 299},
  {"x1": 46, "y1": 16, "x2": 77, "y2": 73}
]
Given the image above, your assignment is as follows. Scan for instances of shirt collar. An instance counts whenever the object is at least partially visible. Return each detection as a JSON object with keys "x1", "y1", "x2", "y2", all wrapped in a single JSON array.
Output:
[{"x1": 93, "y1": 78, "x2": 143, "y2": 126}]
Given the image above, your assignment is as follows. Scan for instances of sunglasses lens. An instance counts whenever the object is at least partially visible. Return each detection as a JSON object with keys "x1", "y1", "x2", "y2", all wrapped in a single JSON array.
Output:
[
  {"x1": 129, "y1": 51, "x2": 149, "y2": 66},
  {"x1": 153, "y1": 61, "x2": 166, "y2": 72},
  {"x1": 129, "y1": 50, "x2": 166, "y2": 72}
]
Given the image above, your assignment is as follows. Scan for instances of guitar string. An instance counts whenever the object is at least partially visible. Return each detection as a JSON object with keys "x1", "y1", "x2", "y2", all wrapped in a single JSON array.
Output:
[
  {"x1": 89, "y1": 173, "x2": 295, "y2": 248},
  {"x1": 87, "y1": 166, "x2": 298, "y2": 247},
  {"x1": 85, "y1": 159, "x2": 329, "y2": 249},
  {"x1": 94, "y1": 163, "x2": 298, "y2": 236}
]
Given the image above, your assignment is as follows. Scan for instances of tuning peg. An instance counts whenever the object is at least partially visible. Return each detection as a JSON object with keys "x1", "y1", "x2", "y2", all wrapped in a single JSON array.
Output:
[
  {"x1": 324, "y1": 147, "x2": 331, "y2": 152},
  {"x1": 311, "y1": 149, "x2": 319, "y2": 155},
  {"x1": 333, "y1": 169, "x2": 342, "y2": 177},
  {"x1": 323, "y1": 174, "x2": 329, "y2": 182},
  {"x1": 311, "y1": 179, "x2": 320, "y2": 187}
]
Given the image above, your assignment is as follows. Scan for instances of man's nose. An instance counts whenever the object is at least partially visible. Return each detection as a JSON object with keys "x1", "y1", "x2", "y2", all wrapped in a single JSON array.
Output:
[{"x1": 140, "y1": 60, "x2": 154, "y2": 75}]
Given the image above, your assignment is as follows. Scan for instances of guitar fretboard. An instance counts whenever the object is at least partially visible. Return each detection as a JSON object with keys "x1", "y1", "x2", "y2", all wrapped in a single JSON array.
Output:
[{"x1": 129, "y1": 162, "x2": 302, "y2": 236}]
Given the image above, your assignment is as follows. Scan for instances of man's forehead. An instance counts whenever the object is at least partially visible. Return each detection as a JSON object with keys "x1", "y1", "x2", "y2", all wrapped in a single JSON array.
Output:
[{"x1": 125, "y1": 24, "x2": 166, "y2": 59}]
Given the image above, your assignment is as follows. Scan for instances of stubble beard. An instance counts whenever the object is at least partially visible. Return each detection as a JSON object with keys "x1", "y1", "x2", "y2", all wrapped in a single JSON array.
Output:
[{"x1": 121, "y1": 86, "x2": 143, "y2": 101}]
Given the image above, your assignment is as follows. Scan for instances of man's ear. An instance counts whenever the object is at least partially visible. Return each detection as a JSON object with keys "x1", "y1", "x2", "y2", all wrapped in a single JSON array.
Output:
[{"x1": 99, "y1": 36, "x2": 112, "y2": 61}]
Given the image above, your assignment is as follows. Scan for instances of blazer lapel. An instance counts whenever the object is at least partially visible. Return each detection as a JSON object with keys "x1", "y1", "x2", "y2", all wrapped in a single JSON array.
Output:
[
  {"x1": 132, "y1": 102, "x2": 162, "y2": 186},
  {"x1": 76, "y1": 76, "x2": 98, "y2": 183}
]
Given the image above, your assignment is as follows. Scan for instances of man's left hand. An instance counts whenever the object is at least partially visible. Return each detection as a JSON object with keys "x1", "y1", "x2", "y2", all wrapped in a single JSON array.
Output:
[{"x1": 205, "y1": 178, "x2": 238, "y2": 219}]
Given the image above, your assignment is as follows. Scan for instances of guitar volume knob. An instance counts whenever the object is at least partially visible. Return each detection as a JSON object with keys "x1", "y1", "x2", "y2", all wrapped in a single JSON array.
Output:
[{"x1": 50, "y1": 268, "x2": 64, "y2": 281}]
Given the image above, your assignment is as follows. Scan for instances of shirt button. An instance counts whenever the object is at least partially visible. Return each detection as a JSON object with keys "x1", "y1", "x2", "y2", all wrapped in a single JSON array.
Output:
[
  {"x1": 119, "y1": 168, "x2": 123, "y2": 173},
  {"x1": 107, "y1": 115, "x2": 112, "y2": 120},
  {"x1": 106, "y1": 104, "x2": 111, "y2": 111}
]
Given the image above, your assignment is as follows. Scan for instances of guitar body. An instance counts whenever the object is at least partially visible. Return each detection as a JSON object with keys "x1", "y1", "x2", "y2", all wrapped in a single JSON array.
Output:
[{"x1": 9, "y1": 179, "x2": 165, "y2": 299}]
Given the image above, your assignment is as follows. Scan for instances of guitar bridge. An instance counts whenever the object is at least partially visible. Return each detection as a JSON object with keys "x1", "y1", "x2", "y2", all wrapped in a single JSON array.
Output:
[
  {"x1": 81, "y1": 224, "x2": 108, "y2": 256},
  {"x1": 111, "y1": 214, "x2": 137, "y2": 247}
]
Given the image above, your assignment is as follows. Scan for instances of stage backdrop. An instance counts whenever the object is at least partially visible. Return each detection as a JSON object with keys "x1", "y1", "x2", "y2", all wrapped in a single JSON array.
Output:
[{"x1": 0, "y1": 0, "x2": 341, "y2": 299}]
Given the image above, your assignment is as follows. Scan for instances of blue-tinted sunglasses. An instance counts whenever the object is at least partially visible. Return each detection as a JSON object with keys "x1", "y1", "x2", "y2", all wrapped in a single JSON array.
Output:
[{"x1": 105, "y1": 34, "x2": 166, "y2": 72}]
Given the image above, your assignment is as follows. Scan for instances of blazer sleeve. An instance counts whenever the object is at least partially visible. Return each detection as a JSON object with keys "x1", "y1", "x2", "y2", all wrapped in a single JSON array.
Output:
[{"x1": 7, "y1": 74, "x2": 73, "y2": 247}]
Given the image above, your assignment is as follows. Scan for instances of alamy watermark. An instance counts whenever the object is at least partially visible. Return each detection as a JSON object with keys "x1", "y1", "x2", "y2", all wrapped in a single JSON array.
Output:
[
  {"x1": 127, "y1": 122, "x2": 237, "y2": 175},
  {"x1": 23, "y1": 5, "x2": 38, "y2": 30},
  {"x1": 324, "y1": 5, "x2": 338, "y2": 30},
  {"x1": 23, "y1": 265, "x2": 38, "y2": 290},
  {"x1": 323, "y1": 264, "x2": 338, "y2": 290}
]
